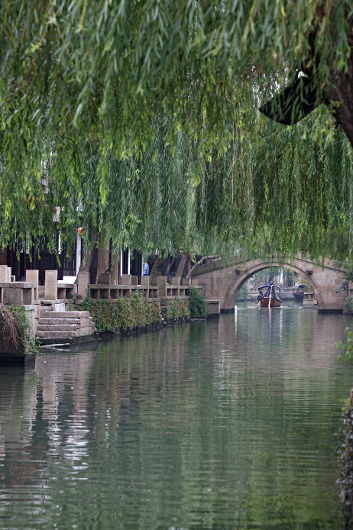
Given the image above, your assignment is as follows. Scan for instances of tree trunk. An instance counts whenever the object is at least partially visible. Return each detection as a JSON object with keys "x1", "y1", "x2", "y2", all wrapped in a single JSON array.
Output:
[
  {"x1": 75, "y1": 235, "x2": 98, "y2": 280},
  {"x1": 328, "y1": 52, "x2": 353, "y2": 148},
  {"x1": 186, "y1": 255, "x2": 219, "y2": 278},
  {"x1": 150, "y1": 255, "x2": 162, "y2": 277},
  {"x1": 96, "y1": 236, "x2": 110, "y2": 284},
  {"x1": 110, "y1": 251, "x2": 120, "y2": 285},
  {"x1": 187, "y1": 255, "x2": 192, "y2": 275},
  {"x1": 165, "y1": 256, "x2": 176, "y2": 276},
  {"x1": 176, "y1": 251, "x2": 189, "y2": 277}
]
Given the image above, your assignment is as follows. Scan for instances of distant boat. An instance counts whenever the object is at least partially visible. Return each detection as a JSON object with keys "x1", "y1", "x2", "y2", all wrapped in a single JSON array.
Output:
[
  {"x1": 257, "y1": 285, "x2": 282, "y2": 307},
  {"x1": 293, "y1": 283, "x2": 307, "y2": 302}
]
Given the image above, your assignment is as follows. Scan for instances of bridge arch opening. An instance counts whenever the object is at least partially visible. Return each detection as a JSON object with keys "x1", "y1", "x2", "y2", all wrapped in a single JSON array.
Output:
[{"x1": 225, "y1": 262, "x2": 324, "y2": 310}]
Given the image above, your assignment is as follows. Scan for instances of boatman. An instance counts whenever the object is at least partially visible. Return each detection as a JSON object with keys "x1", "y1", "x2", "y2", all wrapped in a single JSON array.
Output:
[{"x1": 266, "y1": 278, "x2": 275, "y2": 295}]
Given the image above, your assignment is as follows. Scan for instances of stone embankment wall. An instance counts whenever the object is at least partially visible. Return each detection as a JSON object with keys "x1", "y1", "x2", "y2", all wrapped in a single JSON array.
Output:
[{"x1": 0, "y1": 266, "x2": 199, "y2": 347}]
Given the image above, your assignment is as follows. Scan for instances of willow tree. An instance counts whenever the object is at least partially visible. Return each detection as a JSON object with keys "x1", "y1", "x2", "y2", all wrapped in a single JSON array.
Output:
[{"x1": 0, "y1": 1, "x2": 353, "y2": 261}]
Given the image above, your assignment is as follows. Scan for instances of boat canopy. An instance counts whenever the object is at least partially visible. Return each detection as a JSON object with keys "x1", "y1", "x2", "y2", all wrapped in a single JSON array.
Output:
[{"x1": 257, "y1": 284, "x2": 281, "y2": 291}]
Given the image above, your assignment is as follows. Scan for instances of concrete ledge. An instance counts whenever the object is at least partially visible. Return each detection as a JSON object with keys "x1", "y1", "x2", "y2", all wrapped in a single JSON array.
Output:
[{"x1": 0, "y1": 282, "x2": 34, "y2": 288}]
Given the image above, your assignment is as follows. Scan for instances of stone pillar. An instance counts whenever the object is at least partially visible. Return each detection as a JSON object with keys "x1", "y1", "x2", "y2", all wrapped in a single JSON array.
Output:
[
  {"x1": 45, "y1": 270, "x2": 58, "y2": 300},
  {"x1": 22, "y1": 285, "x2": 34, "y2": 305},
  {"x1": 8, "y1": 287, "x2": 23, "y2": 306},
  {"x1": 25, "y1": 305, "x2": 36, "y2": 343},
  {"x1": 2, "y1": 287, "x2": 9, "y2": 304},
  {"x1": 141, "y1": 276, "x2": 150, "y2": 287},
  {"x1": 157, "y1": 276, "x2": 167, "y2": 297},
  {"x1": 120, "y1": 274, "x2": 132, "y2": 285},
  {"x1": 0, "y1": 266, "x2": 11, "y2": 282},
  {"x1": 26, "y1": 270, "x2": 39, "y2": 300},
  {"x1": 77, "y1": 271, "x2": 90, "y2": 298}
]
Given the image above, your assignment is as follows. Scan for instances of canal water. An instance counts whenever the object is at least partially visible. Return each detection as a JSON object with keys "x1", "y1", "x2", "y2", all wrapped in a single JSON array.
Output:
[{"x1": 0, "y1": 304, "x2": 353, "y2": 529}]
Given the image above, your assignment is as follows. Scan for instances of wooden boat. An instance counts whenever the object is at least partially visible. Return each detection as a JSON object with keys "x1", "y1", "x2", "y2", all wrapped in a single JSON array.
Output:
[
  {"x1": 293, "y1": 283, "x2": 306, "y2": 302},
  {"x1": 258, "y1": 296, "x2": 282, "y2": 307},
  {"x1": 256, "y1": 284, "x2": 282, "y2": 308}
]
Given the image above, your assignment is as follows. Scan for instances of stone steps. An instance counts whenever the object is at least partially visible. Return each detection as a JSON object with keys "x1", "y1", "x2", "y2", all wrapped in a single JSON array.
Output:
[{"x1": 36, "y1": 310, "x2": 95, "y2": 344}]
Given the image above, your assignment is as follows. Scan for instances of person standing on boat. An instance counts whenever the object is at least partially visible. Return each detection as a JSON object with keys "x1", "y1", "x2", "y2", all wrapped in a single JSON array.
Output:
[{"x1": 266, "y1": 278, "x2": 275, "y2": 295}]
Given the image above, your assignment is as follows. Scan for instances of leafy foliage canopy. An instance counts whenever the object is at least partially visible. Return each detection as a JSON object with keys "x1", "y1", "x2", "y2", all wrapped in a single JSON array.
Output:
[{"x1": 0, "y1": 1, "x2": 352, "y2": 262}]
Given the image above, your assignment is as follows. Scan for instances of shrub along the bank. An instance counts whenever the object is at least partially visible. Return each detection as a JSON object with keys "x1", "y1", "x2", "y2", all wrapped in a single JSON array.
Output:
[
  {"x1": 187, "y1": 286, "x2": 209, "y2": 317},
  {"x1": 160, "y1": 298, "x2": 190, "y2": 320},
  {"x1": 68, "y1": 291, "x2": 160, "y2": 333},
  {"x1": 337, "y1": 397, "x2": 353, "y2": 524},
  {"x1": 344, "y1": 296, "x2": 353, "y2": 315},
  {"x1": 68, "y1": 290, "x2": 190, "y2": 333},
  {"x1": 0, "y1": 304, "x2": 38, "y2": 354}
]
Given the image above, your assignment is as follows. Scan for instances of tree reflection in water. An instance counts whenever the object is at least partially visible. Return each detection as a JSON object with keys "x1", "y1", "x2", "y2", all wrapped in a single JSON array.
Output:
[{"x1": 0, "y1": 307, "x2": 352, "y2": 529}]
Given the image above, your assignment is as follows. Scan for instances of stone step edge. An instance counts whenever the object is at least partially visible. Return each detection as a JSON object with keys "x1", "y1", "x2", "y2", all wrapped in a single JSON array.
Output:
[
  {"x1": 38, "y1": 318, "x2": 80, "y2": 325},
  {"x1": 36, "y1": 331, "x2": 76, "y2": 338},
  {"x1": 38, "y1": 337, "x2": 74, "y2": 345},
  {"x1": 37, "y1": 325, "x2": 78, "y2": 332},
  {"x1": 46, "y1": 311, "x2": 90, "y2": 318},
  {"x1": 41, "y1": 343, "x2": 72, "y2": 349}
]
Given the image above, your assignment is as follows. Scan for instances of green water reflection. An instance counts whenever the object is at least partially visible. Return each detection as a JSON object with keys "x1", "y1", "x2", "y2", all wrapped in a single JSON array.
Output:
[{"x1": 0, "y1": 305, "x2": 352, "y2": 529}]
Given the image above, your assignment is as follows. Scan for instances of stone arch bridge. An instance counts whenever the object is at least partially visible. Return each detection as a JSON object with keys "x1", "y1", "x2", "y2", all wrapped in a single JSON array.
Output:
[{"x1": 190, "y1": 257, "x2": 347, "y2": 312}]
